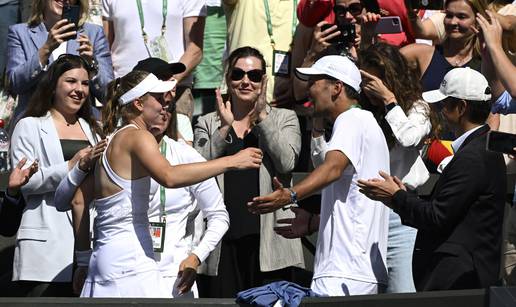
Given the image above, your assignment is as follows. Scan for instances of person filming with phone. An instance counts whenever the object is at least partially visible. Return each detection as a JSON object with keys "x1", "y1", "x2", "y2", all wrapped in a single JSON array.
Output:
[
  {"x1": 6, "y1": 0, "x2": 113, "y2": 121},
  {"x1": 357, "y1": 67, "x2": 506, "y2": 291},
  {"x1": 292, "y1": 0, "x2": 385, "y2": 102}
]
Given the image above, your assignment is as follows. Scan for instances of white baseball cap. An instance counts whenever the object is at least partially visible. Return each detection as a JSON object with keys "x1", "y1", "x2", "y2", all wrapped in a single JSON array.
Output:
[
  {"x1": 119, "y1": 73, "x2": 177, "y2": 105},
  {"x1": 422, "y1": 68, "x2": 491, "y2": 103},
  {"x1": 295, "y1": 55, "x2": 362, "y2": 93}
]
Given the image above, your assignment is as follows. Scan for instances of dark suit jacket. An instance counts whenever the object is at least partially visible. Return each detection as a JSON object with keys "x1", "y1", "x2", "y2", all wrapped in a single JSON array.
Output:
[
  {"x1": 0, "y1": 193, "x2": 25, "y2": 237},
  {"x1": 391, "y1": 125, "x2": 506, "y2": 291}
]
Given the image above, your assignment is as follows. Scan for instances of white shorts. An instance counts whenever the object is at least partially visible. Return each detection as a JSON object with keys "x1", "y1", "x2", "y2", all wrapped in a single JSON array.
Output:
[{"x1": 311, "y1": 277, "x2": 382, "y2": 296}]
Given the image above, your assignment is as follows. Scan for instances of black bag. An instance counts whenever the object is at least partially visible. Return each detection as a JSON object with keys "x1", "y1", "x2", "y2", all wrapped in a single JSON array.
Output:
[{"x1": 0, "y1": 194, "x2": 25, "y2": 237}]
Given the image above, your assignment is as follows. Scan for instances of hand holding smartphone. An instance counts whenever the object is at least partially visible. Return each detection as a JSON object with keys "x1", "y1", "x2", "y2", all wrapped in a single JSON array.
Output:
[
  {"x1": 320, "y1": 23, "x2": 356, "y2": 46},
  {"x1": 61, "y1": 4, "x2": 80, "y2": 40}
]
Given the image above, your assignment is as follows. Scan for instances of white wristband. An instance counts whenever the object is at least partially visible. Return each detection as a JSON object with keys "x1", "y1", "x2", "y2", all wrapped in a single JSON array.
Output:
[{"x1": 75, "y1": 249, "x2": 92, "y2": 267}]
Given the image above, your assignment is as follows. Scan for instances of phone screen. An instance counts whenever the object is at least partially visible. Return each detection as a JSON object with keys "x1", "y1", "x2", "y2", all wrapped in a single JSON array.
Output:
[
  {"x1": 320, "y1": 23, "x2": 356, "y2": 46},
  {"x1": 487, "y1": 131, "x2": 516, "y2": 155},
  {"x1": 62, "y1": 5, "x2": 80, "y2": 40}
]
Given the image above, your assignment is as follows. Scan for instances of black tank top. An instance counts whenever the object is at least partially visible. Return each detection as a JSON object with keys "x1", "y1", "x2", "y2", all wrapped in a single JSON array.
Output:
[
  {"x1": 421, "y1": 45, "x2": 481, "y2": 92},
  {"x1": 60, "y1": 139, "x2": 90, "y2": 161}
]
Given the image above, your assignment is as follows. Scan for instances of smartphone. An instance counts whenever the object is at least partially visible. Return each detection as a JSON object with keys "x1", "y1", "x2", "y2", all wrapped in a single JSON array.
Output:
[
  {"x1": 374, "y1": 16, "x2": 403, "y2": 34},
  {"x1": 321, "y1": 23, "x2": 356, "y2": 46},
  {"x1": 487, "y1": 131, "x2": 516, "y2": 155},
  {"x1": 410, "y1": 0, "x2": 444, "y2": 10},
  {"x1": 61, "y1": 4, "x2": 80, "y2": 40}
]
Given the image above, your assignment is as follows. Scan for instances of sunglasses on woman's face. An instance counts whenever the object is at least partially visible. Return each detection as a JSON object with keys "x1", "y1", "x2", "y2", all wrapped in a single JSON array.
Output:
[
  {"x1": 230, "y1": 68, "x2": 264, "y2": 83},
  {"x1": 333, "y1": 2, "x2": 364, "y2": 17}
]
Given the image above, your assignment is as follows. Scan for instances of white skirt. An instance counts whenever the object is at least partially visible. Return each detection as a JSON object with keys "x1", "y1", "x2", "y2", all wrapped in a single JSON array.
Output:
[{"x1": 81, "y1": 269, "x2": 169, "y2": 298}]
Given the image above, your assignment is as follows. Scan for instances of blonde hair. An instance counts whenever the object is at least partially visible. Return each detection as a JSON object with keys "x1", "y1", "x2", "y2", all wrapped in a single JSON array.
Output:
[
  {"x1": 445, "y1": 0, "x2": 489, "y2": 57},
  {"x1": 102, "y1": 70, "x2": 150, "y2": 136},
  {"x1": 28, "y1": 0, "x2": 90, "y2": 28}
]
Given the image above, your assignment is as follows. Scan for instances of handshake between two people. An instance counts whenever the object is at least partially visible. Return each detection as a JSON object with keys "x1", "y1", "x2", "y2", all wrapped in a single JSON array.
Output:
[{"x1": 245, "y1": 171, "x2": 404, "y2": 240}]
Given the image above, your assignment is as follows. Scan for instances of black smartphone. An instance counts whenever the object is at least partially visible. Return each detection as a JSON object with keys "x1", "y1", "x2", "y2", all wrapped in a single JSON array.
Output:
[
  {"x1": 410, "y1": 0, "x2": 445, "y2": 10},
  {"x1": 62, "y1": 4, "x2": 80, "y2": 40},
  {"x1": 374, "y1": 16, "x2": 403, "y2": 34},
  {"x1": 321, "y1": 23, "x2": 356, "y2": 46},
  {"x1": 487, "y1": 131, "x2": 516, "y2": 155}
]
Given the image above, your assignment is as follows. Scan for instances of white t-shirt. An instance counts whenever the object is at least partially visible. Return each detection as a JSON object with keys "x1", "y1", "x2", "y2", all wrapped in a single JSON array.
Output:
[
  {"x1": 313, "y1": 108, "x2": 390, "y2": 290},
  {"x1": 102, "y1": 0, "x2": 207, "y2": 80}
]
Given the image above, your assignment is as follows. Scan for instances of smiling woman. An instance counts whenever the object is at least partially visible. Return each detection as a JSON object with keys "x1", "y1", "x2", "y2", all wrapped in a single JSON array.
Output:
[
  {"x1": 194, "y1": 47, "x2": 304, "y2": 298},
  {"x1": 9, "y1": 54, "x2": 103, "y2": 296},
  {"x1": 401, "y1": 0, "x2": 486, "y2": 93}
]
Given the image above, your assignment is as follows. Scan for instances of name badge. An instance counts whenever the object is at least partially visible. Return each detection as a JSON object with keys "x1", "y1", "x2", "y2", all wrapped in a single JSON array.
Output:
[
  {"x1": 145, "y1": 35, "x2": 171, "y2": 62},
  {"x1": 273, "y1": 50, "x2": 291, "y2": 77},
  {"x1": 149, "y1": 221, "x2": 166, "y2": 253}
]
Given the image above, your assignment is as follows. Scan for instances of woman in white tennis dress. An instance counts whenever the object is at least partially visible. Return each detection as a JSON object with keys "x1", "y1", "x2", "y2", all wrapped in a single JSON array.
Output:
[{"x1": 63, "y1": 70, "x2": 262, "y2": 297}]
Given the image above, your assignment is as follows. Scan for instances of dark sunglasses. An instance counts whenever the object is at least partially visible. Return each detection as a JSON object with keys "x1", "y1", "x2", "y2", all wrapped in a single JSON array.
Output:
[
  {"x1": 230, "y1": 68, "x2": 264, "y2": 83},
  {"x1": 333, "y1": 2, "x2": 364, "y2": 17}
]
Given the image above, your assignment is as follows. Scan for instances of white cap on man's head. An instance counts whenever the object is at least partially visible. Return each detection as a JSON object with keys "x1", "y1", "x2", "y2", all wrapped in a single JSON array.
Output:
[
  {"x1": 422, "y1": 68, "x2": 491, "y2": 103},
  {"x1": 295, "y1": 55, "x2": 362, "y2": 93}
]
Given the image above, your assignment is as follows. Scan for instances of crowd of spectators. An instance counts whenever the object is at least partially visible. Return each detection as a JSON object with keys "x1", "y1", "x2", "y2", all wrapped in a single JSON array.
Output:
[{"x1": 0, "y1": 0, "x2": 515, "y2": 301}]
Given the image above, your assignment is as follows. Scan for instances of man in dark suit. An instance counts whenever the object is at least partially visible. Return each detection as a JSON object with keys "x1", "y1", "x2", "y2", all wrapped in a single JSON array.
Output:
[{"x1": 357, "y1": 67, "x2": 506, "y2": 291}]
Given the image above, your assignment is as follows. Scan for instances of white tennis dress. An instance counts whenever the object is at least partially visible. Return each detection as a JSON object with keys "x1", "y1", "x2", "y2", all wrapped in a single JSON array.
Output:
[{"x1": 81, "y1": 125, "x2": 167, "y2": 297}]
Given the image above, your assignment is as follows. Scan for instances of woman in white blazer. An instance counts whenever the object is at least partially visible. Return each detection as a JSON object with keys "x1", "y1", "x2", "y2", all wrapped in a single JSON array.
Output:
[{"x1": 10, "y1": 54, "x2": 103, "y2": 297}]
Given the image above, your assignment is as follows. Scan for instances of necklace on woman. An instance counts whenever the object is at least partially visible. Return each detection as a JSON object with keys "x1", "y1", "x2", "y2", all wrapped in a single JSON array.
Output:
[{"x1": 452, "y1": 55, "x2": 471, "y2": 67}]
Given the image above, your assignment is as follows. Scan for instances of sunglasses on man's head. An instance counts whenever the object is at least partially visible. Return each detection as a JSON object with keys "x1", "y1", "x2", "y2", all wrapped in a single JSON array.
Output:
[
  {"x1": 230, "y1": 68, "x2": 265, "y2": 83},
  {"x1": 333, "y1": 2, "x2": 364, "y2": 17}
]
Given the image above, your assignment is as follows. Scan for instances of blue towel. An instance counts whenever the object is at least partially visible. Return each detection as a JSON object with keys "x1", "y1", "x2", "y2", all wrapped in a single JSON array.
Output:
[{"x1": 236, "y1": 281, "x2": 317, "y2": 307}]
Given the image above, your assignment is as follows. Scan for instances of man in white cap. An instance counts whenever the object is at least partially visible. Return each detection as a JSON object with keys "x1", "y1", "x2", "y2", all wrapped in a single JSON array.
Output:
[
  {"x1": 248, "y1": 55, "x2": 391, "y2": 296},
  {"x1": 358, "y1": 67, "x2": 506, "y2": 291}
]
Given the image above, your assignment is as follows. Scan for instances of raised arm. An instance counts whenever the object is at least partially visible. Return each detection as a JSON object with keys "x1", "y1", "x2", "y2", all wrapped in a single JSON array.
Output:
[
  {"x1": 477, "y1": 12, "x2": 516, "y2": 98},
  {"x1": 6, "y1": 25, "x2": 48, "y2": 94},
  {"x1": 194, "y1": 91, "x2": 235, "y2": 160},
  {"x1": 134, "y1": 130, "x2": 262, "y2": 189},
  {"x1": 404, "y1": 1, "x2": 441, "y2": 41},
  {"x1": 254, "y1": 109, "x2": 301, "y2": 174},
  {"x1": 176, "y1": 16, "x2": 205, "y2": 84}
]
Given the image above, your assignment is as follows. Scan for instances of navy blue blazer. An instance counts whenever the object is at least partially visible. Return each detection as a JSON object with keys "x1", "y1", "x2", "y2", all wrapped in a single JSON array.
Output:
[{"x1": 6, "y1": 22, "x2": 113, "y2": 117}]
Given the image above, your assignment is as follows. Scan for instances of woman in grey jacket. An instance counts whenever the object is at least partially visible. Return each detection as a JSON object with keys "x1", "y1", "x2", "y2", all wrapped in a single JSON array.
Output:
[{"x1": 194, "y1": 46, "x2": 305, "y2": 298}]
